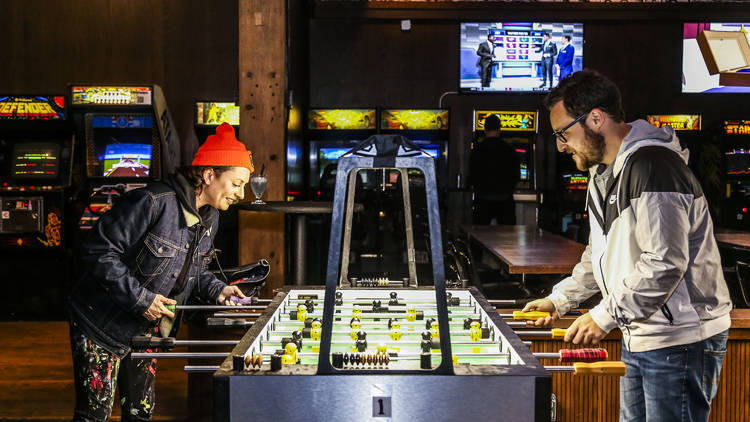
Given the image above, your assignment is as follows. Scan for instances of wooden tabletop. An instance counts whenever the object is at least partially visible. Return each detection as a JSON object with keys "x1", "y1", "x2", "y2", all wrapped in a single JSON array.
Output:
[
  {"x1": 462, "y1": 225, "x2": 586, "y2": 275},
  {"x1": 715, "y1": 229, "x2": 750, "y2": 250}
]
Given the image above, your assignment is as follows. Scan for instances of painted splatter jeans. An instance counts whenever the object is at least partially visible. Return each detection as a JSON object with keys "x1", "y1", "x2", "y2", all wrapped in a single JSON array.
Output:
[{"x1": 69, "y1": 322, "x2": 158, "y2": 422}]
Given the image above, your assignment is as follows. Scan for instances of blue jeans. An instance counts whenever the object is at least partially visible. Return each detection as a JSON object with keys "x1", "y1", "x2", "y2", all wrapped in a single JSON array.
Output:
[{"x1": 620, "y1": 330, "x2": 728, "y2": 422}]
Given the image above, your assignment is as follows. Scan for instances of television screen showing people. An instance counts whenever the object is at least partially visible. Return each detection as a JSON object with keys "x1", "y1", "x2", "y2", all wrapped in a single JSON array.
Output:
[
  {"x1": 460, "y1": 22, "x2": 584, "y2": 92},
  {"x1": 682, "y1": 22, "x2": 750, "y2": 93}
]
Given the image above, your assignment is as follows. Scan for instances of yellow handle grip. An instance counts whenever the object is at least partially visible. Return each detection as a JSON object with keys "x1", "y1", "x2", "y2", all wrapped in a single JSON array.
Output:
[
  {"x1": 573, "y1": 361, "x2": 627, "y2": 376},
  {"x1": 513, "y1": 310, "x2": 550, "y2": 320},
  {"x1": 551, "y1": 328, "x2": 567, "y2": 339}
]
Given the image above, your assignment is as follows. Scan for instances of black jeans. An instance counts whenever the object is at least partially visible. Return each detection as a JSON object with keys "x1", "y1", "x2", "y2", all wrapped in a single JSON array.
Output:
[{"x1": 69, "y1": 322, "x2": 158, "y2": 422}]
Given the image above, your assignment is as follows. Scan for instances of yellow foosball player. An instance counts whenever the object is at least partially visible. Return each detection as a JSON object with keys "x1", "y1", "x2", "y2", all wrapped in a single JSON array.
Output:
[
  {"x1": 311, "y1": 319, "x2": 322, "y2": 341},
  {"x1": 469, "y1": 321, "x2": 482, "y2": 342},
  {"x1": 390, "y1": 320, "x2": 402, "y2": 341},
  {"x1": 406, "y1": 305, "x2": 417, "y2": 322},
  {"x1": 430, "y1": 320, "x2": 439, "y2": 339},
  {"x1": 296, "y1": 304, "x2": 307, "y2": 322}
]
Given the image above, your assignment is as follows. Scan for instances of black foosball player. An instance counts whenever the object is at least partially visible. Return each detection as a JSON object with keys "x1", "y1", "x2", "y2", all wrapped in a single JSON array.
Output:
[{"x1": 67, "y1": 122, "x2": 253, "y2": 422}]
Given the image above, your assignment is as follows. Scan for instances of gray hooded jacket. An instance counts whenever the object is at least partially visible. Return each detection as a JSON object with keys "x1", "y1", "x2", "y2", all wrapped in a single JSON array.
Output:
[{"x1": 547, "y1": 120, "x2": 732, "y2": 352}]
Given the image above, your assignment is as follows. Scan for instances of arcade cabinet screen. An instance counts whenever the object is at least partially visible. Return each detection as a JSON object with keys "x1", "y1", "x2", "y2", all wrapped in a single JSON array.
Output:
[
  {"x1": 101, "y1": 144, "x2": 152, "y2": 178},
  {"x1": 318, "y1": 147, "x2": 373, "y2": 186},
  {"x1": 683, "y1": 23, "x2": 750, "y2": 93},
  {"x1": 196, "y1": 102, "x2": 240, "y2": 126},
  {"x1": 726, "y1": 148, "x2": 750, "y2": 176},
  {"x1": 11, "y1": 142, "x2": 60, "y2": 179},
  {"x1": 460, "y1": 22, "x2": 584, "y2": 92}
]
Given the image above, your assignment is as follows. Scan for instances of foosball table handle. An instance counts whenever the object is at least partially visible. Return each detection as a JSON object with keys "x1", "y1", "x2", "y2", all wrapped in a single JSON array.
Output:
[
  {"x1": 512, "y1": 310, "x2": 550, "y2": 320},
  {"x1": 551, "y1": 328, "x2": 567, "y2": 339},
  {"x1": 573, "y1": 361, "x2": 626, "y2": 376}
]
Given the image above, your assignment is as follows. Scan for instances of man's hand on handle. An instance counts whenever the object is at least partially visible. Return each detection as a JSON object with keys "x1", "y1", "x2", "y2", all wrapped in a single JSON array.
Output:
[
  {"x1": 523, "y1": 298, "x2": 559, "y2": 327},
  {"x1": 143, "y1": 294, "x2": 176, "y2": 321},
  {"x1": 565, "y1": 313, "x2": 607, "y2": 345}
]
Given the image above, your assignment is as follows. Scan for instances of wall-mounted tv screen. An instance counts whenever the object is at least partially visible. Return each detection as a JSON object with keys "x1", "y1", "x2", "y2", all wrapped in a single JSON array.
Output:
[
  {"x1": 11, "y1": 142, "x2": 60, "y2": 179},
  {"x1": 683, "y1": 23, "x2": 750, "y2": 93},
  {"x1": 101, "y1": 143, "x2": 152, "y2": 177},
  {"x1": 460, "y1": 22, "x2": 584, "y2": 93}
]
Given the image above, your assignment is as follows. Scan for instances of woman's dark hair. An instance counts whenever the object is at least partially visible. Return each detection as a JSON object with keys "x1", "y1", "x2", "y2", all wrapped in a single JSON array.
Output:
[
  {"x1": 543, "y1": 69, "x2": 626, "y2": 123},
  {"x1": 176, "y1": 165, "x2": 231, "y2": 191}
]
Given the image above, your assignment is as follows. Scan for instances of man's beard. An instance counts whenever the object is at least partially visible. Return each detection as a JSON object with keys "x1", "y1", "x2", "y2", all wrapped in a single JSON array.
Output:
[{"x1": 571, "y1": 123, "x2": 605, "y2": 170}]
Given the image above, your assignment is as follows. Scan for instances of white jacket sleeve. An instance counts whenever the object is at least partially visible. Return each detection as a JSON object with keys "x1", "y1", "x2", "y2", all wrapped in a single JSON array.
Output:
[{"x1": 546, "y1": 238, "x2": 600, "y2": 316}]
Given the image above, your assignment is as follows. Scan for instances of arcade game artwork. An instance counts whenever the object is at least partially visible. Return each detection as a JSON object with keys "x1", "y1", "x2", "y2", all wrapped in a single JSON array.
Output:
[
  {"x1": 683, "y1": 23, "x2": 750, "y2": 93},
  {"x1": 460, "y1": 22, "x2": 584, "y2": 92}
]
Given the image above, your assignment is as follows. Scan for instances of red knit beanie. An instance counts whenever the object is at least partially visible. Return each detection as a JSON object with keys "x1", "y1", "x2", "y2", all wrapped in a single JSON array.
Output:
[{"x1": 192, "y1": 123, "x2": 254, "y2": 172}]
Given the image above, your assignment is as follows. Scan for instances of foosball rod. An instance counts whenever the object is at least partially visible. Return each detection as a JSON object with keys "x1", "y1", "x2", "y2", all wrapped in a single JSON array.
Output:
[
  {"x1": 212, "y1": 312, "x2": 262, "y2": 318},
  {"x1": 184, "y1": 365, "x2": 220, "y2": 372},
  {"x1": 174, "y1": 305, "x2": 267, "y2": 311}
]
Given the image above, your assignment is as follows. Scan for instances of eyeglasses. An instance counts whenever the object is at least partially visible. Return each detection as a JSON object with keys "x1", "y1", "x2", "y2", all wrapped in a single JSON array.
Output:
[{"x1": 552, "y1": 112, "x2": 588, "y2": 144}]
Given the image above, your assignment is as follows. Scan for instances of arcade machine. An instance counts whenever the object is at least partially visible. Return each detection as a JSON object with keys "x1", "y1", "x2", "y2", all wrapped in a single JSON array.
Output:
[
  {"x1": 69, "y1": 85, "x2": 180, "y2": 232},
  {"x1": 0, "y1": 95, "x2": 74, "y2": 318},
  {"x1": 194, "y1": 100, "x2": 241, "y2": 268},
  {"x1": 473, "y1": 110, "x2": 538, "y2": 225},
  {"x1": 379, "y1": 109, "x2": 450, "y2": 282},
  {"x1": 645, "y1": 114, "x2": 723, "y2": 213},
  {"x1": 721, "y1": 119, "x2": 750, "y2": 230}
]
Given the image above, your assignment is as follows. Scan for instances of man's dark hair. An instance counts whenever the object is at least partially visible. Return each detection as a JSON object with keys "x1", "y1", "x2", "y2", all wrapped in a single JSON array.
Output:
[
  {"x1": 484, "y1": 114, "x2": 501, "y2": 133},
  {"x1": 488, "y1": 33, "x2": 495, "y2": 39},
  {"x1": 542, "y1": 32, "x2": 550, "y2": 38},
  {"x1": 543, "y1": 69, "x2": 626, "y2": 123},
  {"x1": 564, "y1": 35, "x2": 571, "y2": 42}
]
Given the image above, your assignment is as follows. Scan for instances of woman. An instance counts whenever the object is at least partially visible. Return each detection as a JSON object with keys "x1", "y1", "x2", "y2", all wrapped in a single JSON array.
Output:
[{"x1": 68, "y1": 122, "x2": 252, "y2": 421}]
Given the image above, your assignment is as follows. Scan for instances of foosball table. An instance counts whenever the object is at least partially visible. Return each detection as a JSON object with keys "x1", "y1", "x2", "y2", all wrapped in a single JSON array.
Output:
[{"x1": 212, "y1": 287, "x2": 621, "y2": 421}]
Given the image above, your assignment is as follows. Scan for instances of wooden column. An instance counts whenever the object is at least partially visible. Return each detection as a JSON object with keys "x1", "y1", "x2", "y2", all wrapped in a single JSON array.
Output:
[{"x1": 238, "y1": 0, "x2": 286, "y2": 295}]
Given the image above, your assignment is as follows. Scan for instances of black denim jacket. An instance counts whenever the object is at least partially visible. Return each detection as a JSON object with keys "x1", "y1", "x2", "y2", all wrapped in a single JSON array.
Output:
[{"x1": 68, "y1": 174, "x2": 226, "y2": 357}]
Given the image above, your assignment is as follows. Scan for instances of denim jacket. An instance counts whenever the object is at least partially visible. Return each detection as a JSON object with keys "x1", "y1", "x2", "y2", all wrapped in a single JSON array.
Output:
[{"x1": 68, "y1": 174, "x2": 227, "y2": 357}]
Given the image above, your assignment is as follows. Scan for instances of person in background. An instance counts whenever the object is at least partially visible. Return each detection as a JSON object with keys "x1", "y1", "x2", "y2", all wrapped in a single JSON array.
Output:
[
  {"x1": 556, "y1": 35, "x2": 575, "y2": 81},
  {"x1": 68, "y1": 122, "x2": 253, "y2": 421},
  {"x1": 470, "y1": 114, "x2": 520, "y2": 225},
  {"x1": 477, "y1": 33, "x2": 497, "y2": 89},
  {"x1": 537, "y1": 32, "x2": 558, "y2": 89},
  {"x1": 524, "y1": 69, "x2": 731, "y2": 422}
]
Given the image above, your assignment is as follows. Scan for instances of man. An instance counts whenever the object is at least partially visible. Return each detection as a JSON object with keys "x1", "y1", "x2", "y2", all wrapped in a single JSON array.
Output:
[
  {"x1": 469, "y1": 114, "x2": 520, "y2": 225},
  {"x1": 524, "y1": 70, "x2": 731, "y2": 422},
  {"x1": 536, "y1": 32, "x2": 557, "y2": 89},
  {"x1": 477, "y1": 33, "x2": 496, "y2": 89},
  {"x1": 556, "y1": 35, "x2": 575, "y2": 81},
  {"x1": 68, "y1": 123, "x2": 252, "y2": 421}
]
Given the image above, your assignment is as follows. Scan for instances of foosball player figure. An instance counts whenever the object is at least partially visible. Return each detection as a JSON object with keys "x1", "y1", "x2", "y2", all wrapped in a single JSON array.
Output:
[
  {"x1": 283, "y1": 342, "x2": 298, "y2": 364},
  {"x1": 355, "y1": 330, "x2": 368, "y2": 352},
  {"x1": 406, "y1": 305, "x2": 417, "y2": 322},
  {"x1": 350, "y1": 318, "x2": 362, "y2": 340},
  {"x1": 425, "y1": 317, "x2": 436, "y2": 331},
  {"x1": 390, "y1": 320, "x2": 403, "y2": 341},
  {"x1": 335, "y1": 291, "x2": 343, "y2": 306},
  {"x1": 304, "y1": 298, "x2": 315, "y2": 313},
  {"x1": 430, "y1": 320, "x2": 440, "y2": 339},
  {"x1": 469, "y1": 321, "x2": 482, "y2": 342},
  {"x1": 372, "y1": 300, "x2": 383, "y2": 312},
  {"x1": 296, "y1": 304, "x2": 307, "y2": 322},
  {"x1": 352, "y1": 304, "x2": 362, "y2": 319},
  {"x1": 311, "y1": 319, "x2": 322, "y2": 341},
  {"x1": 389, "y1": 291, "x2": 399, "y2": 306}
]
